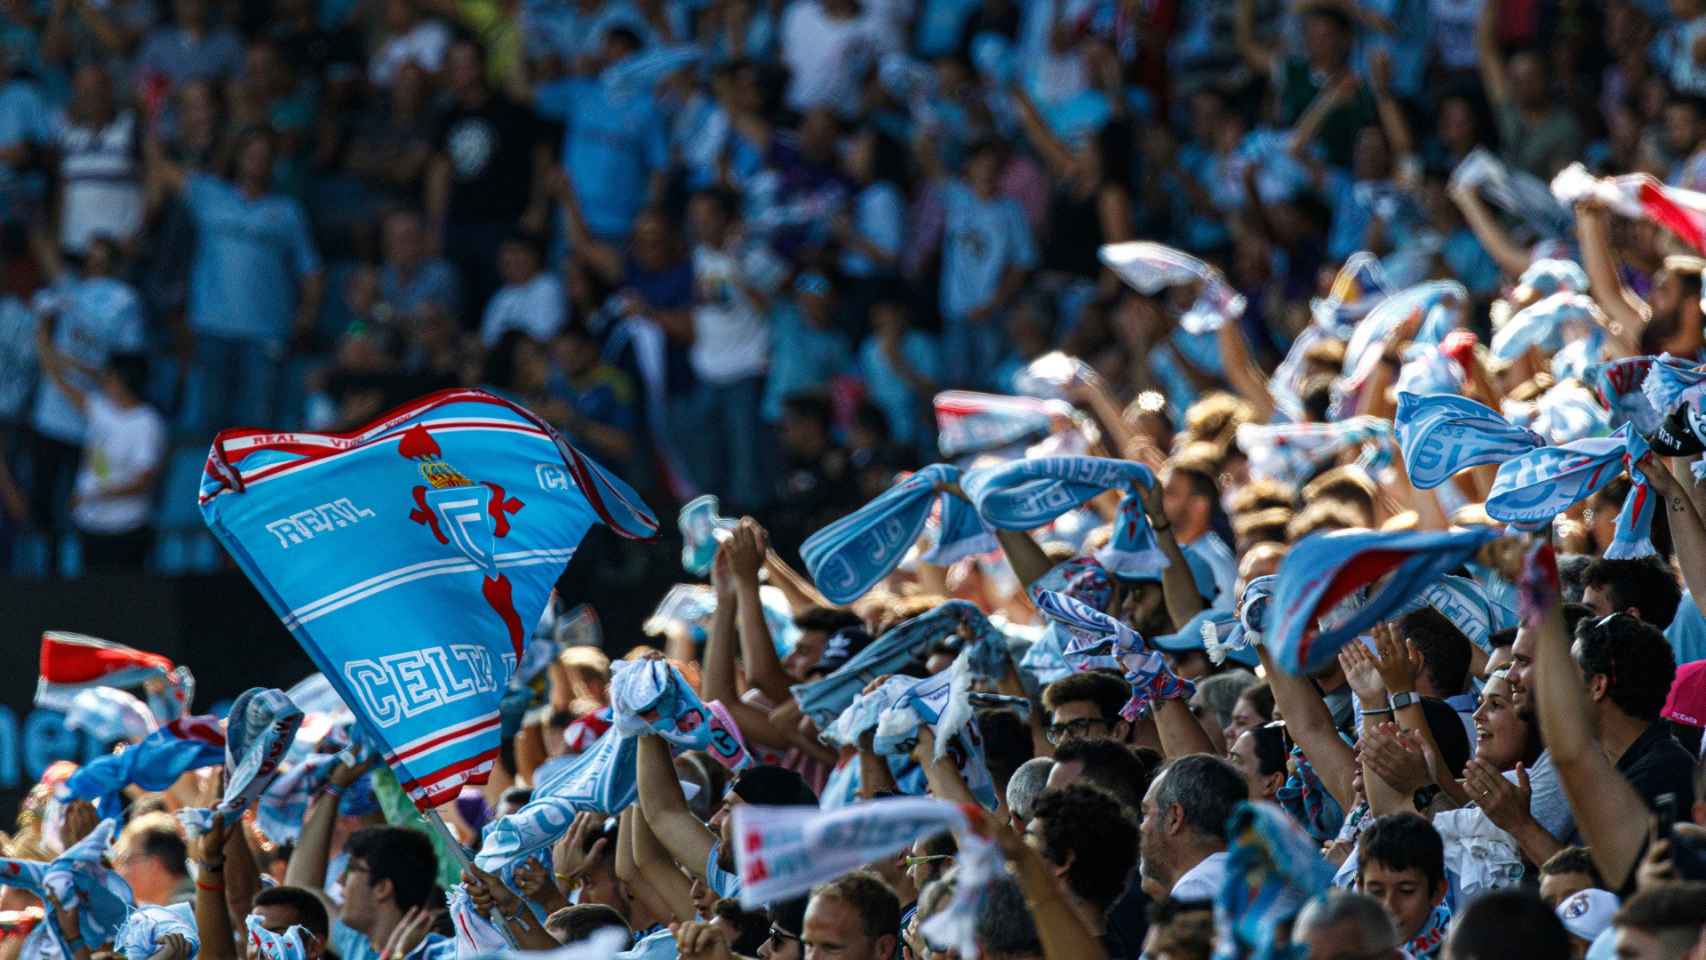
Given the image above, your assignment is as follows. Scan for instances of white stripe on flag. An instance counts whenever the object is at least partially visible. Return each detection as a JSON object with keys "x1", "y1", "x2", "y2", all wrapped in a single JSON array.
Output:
[
  {"x1": 384, "y1": 713, "x2": 501, "y2": 764},
  {"x1": 282, "y1": 548, "x2": 576, "y2": 628}
]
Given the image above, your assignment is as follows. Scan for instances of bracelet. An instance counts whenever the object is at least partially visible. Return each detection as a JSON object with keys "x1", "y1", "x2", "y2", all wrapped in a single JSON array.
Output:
[
  {"x1": 196, "y1": 879, "x2": 225, "y2": 892},
  {"x1": 198, "y1": 860, "x2": 224, "y2": 873},
  {"x1": 323, "y1": 782, "x2": 347, "y2": 800},
  {"x1": 1358, "y1": 707, "x2": 1394, "y2": 717}
]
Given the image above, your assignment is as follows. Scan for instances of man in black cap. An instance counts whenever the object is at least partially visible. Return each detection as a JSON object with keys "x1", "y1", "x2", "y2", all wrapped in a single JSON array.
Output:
[{"x1": 637, "y1": 731, "x2": 818, "y2": 902}]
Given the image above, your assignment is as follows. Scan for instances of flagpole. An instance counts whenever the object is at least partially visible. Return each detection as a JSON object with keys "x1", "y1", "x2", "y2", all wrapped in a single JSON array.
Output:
[{"x1": 422, "y1": 809, "x2": 521, "y2": 950}]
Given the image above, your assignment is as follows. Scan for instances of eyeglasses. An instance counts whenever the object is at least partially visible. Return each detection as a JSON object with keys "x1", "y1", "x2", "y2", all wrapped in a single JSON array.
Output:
[
  {"x1": 902, "y1": 854, "x2": 953, "y2": 868},
  {"x1": 1043, "y1": 716, "x2": 1109, "y2": 745},
  {"x1": 766, "y1": 925, "x2": 801, "y2": 948}
]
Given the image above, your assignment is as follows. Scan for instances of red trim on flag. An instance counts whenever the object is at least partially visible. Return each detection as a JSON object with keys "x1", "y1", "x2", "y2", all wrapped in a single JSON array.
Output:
[
  {"x1": 387, "y1": 715, "x2": 501, "y2": 764},
  {"x1": 398, "y1": 747, "x2": 499, "y2": 806}
]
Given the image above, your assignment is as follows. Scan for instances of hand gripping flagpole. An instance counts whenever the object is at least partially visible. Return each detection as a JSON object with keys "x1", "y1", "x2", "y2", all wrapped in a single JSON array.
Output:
[{"x1": 421, "y1": 809, "x2": 520, "y2": 949}]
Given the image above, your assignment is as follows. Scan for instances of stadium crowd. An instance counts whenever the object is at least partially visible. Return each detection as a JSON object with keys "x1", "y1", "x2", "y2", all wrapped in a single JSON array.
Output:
[{"x1": 4, "y1": 0, "x2": 1706, "y2": 958}]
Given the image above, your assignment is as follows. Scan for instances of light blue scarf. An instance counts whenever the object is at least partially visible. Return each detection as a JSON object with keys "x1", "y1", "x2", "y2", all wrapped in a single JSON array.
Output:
[
  {"x1": 790, "y1": 600, "x2": 993, "y2": 728},
  {"x1": 116, "y1": 904, "x2": 198, "y2": 960},
  {"x1": 1641, "y1": 352, "x2": 1706, "y2": 418},
  {"x1": 801, "y1": 464, "x2": 994, "y2": 604},
  {"x1": 964, "y1": 457, "x2": 1165, "y2": 578},
  {"x1": 1589, "y1": 356, "x2": 1663, "y2": 434},
  {"x1": 677, "y1": 494, "x2": 735, "y2": 576},
  {"x1": 1396, "y1": 574, "x2": 1517, "y2": 655},
  {"x1": 1031, "y1": 590, "x2": 1193, "y2": 718},
  {"x1": 1491, "y1": 292, "x2": 1601, "y2": 361},
  {"x1": 1395, "y1": 392, "x2": 1544, "y2": 489},
  {"x1": 1487, "y1": 423, "x2": 1654, "y2": 558},
  {"x1": 1212, "y1": 802, "x2": 1335, "y2": 960},
  {"x1": 1267, "y1": 527, "x2": 1502, "y2": 674}
]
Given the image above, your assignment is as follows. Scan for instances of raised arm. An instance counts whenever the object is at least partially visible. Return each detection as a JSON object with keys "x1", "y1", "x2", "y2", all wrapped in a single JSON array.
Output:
[
  {"x1": 1009, "y1": 84, "x2": 1077, "y2": 180},
  {"x1": 1447, "y1": 183, "x2": 1534, "y2": 277},
  {"x1": 973, "y1": 816, "x2": 1108, "y2": 960},
  {"x1": 1214, "y1": 317, "x2": 1278, "y2": 423},
  {"x1": 702, "y1": 547, "x2": 798, "y2": 749},
  {"x1": 1233, "y1": 0, "x2": 1277, "y2": 77},
  {"x1": 1573, "y1": 201, "x2": 1650, "y2": 334},
  {"x1": 1527, "y1": 544, "x2": 1650, "y2": 889},
  {"x1": 1256, "y1": 646, "x2": 1358, "y2": 812},
  {"x1": 635, "y1": 734, "x2": 716, "y2": 880},
  {"x1": 727, "y1": 520, "x2": 794, "y2": 704},
  {"x1": 283, "y1": 757, "x2": 367, "y2": 890},
  {"x1": 34, "y1": 321, "x2": 90, "y2": 413},
  {"x1": 1138, "y1": 478, "x2": 1205, "y2": 631},
  {"x1": 1475, "y1": 0, "x2": 1510, "y2": 108},
  {"x1": 621, "y1": 806, "x2": 695, "y2": 924},
  {"x1": 192, "y1": 817, "x2": 235, "y2": 960},
  {"x1": 1646, "y1": 458, "x2": 1706, "y2": 619}
]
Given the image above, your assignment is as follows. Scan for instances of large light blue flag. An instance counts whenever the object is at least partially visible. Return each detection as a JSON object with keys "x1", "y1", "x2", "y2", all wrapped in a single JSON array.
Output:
[
  {"x1": 801, "y1": 464, "x2": 993, "y2": 604},
  {"x1": 1267, "y1": 527, "x2": 1502, "y2": 675},
  {"x1": 199, "y1": 389, "x2": 658, "y2": 809},
  {"x1": 1395, "y1": 392, "x2": 1543, "y2": 489},
  {"x1": 964, "y1": 457, "x2": 1165, "y2": 578}
]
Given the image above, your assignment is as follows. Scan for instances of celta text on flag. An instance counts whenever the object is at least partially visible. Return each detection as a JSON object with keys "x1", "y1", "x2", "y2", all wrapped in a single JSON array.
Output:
[{"x1": 198, "y1": 389, "x2": 657, "y2": 809}]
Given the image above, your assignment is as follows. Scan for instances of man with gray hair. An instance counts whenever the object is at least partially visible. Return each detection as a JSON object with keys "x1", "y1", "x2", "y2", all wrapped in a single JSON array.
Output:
[
  {"x1": 1005, "y1": 756, "x2": 1053, "y2": 830},
  {"x1": 1137, "y1": 754, "x2": 1247, "y2": 899},
  {"x1": 1294, "y1": 891, "x2": 1402, "y2": 960}
]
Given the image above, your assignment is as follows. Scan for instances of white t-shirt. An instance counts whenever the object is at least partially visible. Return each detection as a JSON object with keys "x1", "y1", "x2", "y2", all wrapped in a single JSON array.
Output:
[
  {"x1": 73, "y1": 395, "x2": 165, "y2": 534},
  {"x1": 369, "y1": 19, "x2": 451, "y2": 87},
  {"x1": 480, "y1": 273, "x2": 565, "y2": 346},
  {"x1": 780, "y1": 1, "x2": 876, "y2": 114},
  {"x1": 689, "y1": 242, "x2": 784, "y2": 384},
  {"x1": 1169, "y1": 850, "x2": 1228, "y2": 901}
]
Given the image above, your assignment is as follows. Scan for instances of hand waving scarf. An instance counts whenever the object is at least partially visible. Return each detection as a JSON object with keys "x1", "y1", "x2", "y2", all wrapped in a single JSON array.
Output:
[
  {"x1": 790, "y1": 600, "x2": 992, "y2": 728},
  {"x1": 1032, "y1": 590, "x2": 1193, "y2": 717},
  {"x1": 61, "y1": 715, "x2": 225, "y2": 819},
  {"x1": 474, "y1": 729, "x2": 636, "y2": 883},
  {"x1": 1395, "y1": 574, "x2": 1516, "y2": 655},
  {"x1": 5, "y1": 820, "x2": 136, "y2": 955},
  {"x1": 1235, "y1": 419, "x2": 1394, "y2": 486},
  {"x1": 1487, "y1": 423, "x2": 1655, "y2": 557},
  {"x1": 801, "y1": 464, "x2": 993, "y2": 604},
  {"x1": 1011, "y1": 352, "x2": 1093, "y2": 399},
  {"x1": 1641, "y1": 353, "x2": 1706, "y2": 418},
  {"x1": 1212, "y1": 802, "x2": 1336, "y2": 960},
  {"x1": 1098, "y1": 241, "x2": 1247, "y2": 334},
  {"x1": 1490, "y1": 292, "x2": 1604, "y2": 361},
  {"x1": 731, "y1": 796, "x2": 975, "y2": 907},
  {"x1": 219, "y1": 687, "x2": 304, "y2": 820},
  {"x1": 1395, "y1": 392, "x2": 1543, "y2": 489},
  {"x1": 116, "y1": 904, "x2": 198, "y2": 960},
  {"x1": 1310, "y1": 253, "x2": 1391, "y2": 338},
  {"x1": 963, "y1": 457, "x2": 1164, "y2": 578},
  {"x1": 1516, "y1": 257, "x2": 1590, "y2": 298},
  {"x1": 198, "y1": 389, "x2": 657, "y2": 809},
  {"x1": 1213, "y1": 575, "x2": 1276, "y2": 663},
  {"x1": 35, "y1": 632, "x2": 194, "y2": 724},
  {"x1": 1267, "y1": 527, "x2": 1502, "y2": 674},
  {"x1": 821, "y1": 677, "x2": 920, "y2": 749},
  {"x1": 1452, "y1": 149, "x2": 1573, "y2": 239},
  {"x1": 933, "y1": 391, "x2": 1059, "y2": 458},
  {"x1": 1591, "y1": 356, "x2": 1664, "y2": 433},
  {"x1": 1552, "y1": 162, "x2": 1706, "y2": 254},
  {"x1": 609, "y1": 660, "x2": 714, "y2": 750},
  {"x1": 1340, "y1": 281, "x2": 1467, "y2": 399},
  {"x1": 871, "y1": 654, "x2": 1000, "y2": 810},
  {"x1": 677, "y1": 494, "x2": 735, "y2": 576}
]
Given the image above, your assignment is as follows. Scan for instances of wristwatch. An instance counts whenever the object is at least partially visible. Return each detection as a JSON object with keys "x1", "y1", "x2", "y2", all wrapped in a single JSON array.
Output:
[
  {"x1": 1413, "y1": 784, "x2": 1441, "y2": 810},
  {"x1": 1389, "y1": 691, "x2": 1421, "y2": 711}
]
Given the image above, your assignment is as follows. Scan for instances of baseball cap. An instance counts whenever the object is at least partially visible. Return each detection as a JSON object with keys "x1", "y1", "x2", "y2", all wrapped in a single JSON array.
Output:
[
  {"x1": 1153, "y1": 609, "x2": 1258, "y2": 668},
  {"x1": 1662, "y1": 660, "x2": 1706, "y2": 729},
  {"x1": 731, "y1": 765, "x2": 818, "y2": 807},
  {"x1": 809, "y1": 627, "x2": 874, "y2": 678},
  {"x1": 1556, "y1": 889, "x2": 1619, "y2": 943}
]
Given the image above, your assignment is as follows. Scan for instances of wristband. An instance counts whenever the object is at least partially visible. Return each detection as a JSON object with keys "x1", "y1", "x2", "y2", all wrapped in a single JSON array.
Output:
[
  {"x1": 1358, "y1": 707, "x2": 1393, "y2": 717},
  {"x1": 199, "y1": 860, "x2": 224, "y2": 873},
  {"x1": 323, "y1": 781, "x2": 347, "y2": 800},
  {"x1": 196, "y1": 878, "x2": 225, "y2": 892}
]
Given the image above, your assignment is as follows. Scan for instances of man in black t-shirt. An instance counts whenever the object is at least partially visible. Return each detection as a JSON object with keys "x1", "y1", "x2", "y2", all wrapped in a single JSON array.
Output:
[{"x1": 426, "y1": 37, "x2": 548, "y2": 326}]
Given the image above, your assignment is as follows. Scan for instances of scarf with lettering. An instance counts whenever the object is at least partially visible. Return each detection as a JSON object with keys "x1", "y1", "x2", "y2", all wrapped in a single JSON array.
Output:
[
  {"x1": 1212, "y1": 802, "x2": 1335, "y2": 960},
  {"x1": 963, "y1": 457, "x2": 1165, "y2": 578},
  {"x1": 116, "y1": 904, "x2": 199, "y2": 960},
  {"x1": 1589, "y1": 356, "x2": 1663, "y2": 434},
  {"x1": 801, "y1": 464, "x2": 993, "y2": 605},
  {"x1": 1267, "y1": 527, "x2": 1502, "y2": 674},
  {"x1": 1235, "y1": 419, "x2": 1394, "y2": 487},
  {"x1": 1490, "y1": 292, "x2": 1603, "y2": 361},
  {"x1": 790, "y1": 600, "x2": 994, "y2": 729},
  {"x1": 1395, "y1": 392, "x2": 1544, "y2": 489},
  {"x1": 1031, "y1": 590, "x2": 1193, "y2": 718},
  {"x1": 730, "y1": 797, "x2": 975, "y2": 908},
  {"x1": 1487, "y1": 423, "x2": 1654, "y2": 558},
  {"x1": 677, "y1": 494, "x2": 735, "y2": 576},
  {"x1": 933, "y1": 391, "x2": 1060, "y2": 458},
  {"x1": 871, "y1": 653, "x2": 1000, "y2": 810}
]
